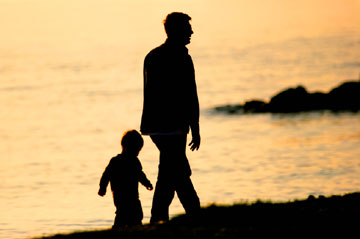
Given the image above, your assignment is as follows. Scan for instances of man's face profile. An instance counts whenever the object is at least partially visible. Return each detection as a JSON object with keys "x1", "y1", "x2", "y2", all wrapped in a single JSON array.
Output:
[
  {"x1": 182, "y1": 22, "x2": 193, "y2": 45},
  {"x1": 168, "y1": 21, "x2": 193, "y2": 45}
]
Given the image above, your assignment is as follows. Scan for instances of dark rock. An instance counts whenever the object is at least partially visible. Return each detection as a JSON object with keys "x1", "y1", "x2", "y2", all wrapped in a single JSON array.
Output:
[
  {"x1": 268, "y1": 86, "x2": 309, "y2": 112},
  {"x1": 214, "y1": 104, "x2": 243, "y2": 114},
  {"x1": 243, "y1": 100, "x2": 268, "y2": 113},
  {"x1": 212, "y1": 80, "x2": 360, "y2": 114},
  {"x1": 328, "y1": 81, "x2": 360, "y2": 111},
  {"x1": 307, "y1": 92, "x2": 330, "y2": 110}
]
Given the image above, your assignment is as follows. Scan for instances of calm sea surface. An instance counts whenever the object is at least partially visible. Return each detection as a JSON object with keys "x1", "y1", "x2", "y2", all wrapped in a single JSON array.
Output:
[{"x1": 1, "y1": 1, "x2": 360, "y2": 238}]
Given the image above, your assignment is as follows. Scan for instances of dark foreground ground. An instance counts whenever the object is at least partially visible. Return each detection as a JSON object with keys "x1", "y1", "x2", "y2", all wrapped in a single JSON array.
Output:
[{"x1": 35, "y1": 192, "x2": 360, "y2": 239}]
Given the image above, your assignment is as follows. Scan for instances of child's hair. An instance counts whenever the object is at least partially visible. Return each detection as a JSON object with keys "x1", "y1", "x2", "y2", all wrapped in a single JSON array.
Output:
[{"x1": 121, "y1": 130, "x2": 144, "y2": 152}]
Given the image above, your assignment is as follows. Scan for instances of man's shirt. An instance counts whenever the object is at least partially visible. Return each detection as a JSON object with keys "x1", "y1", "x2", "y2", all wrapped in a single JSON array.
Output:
[{"x1": 140, "y1": 39, "x2": 199, "y2": 135}]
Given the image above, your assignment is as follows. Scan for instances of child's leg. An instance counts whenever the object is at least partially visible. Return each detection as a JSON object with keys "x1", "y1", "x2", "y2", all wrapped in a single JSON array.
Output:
[
  {"x1": 129, "y1": 199, "x2": 143, "y2": 225},
  {"x1": 113, "y1": 194, "x2": 125, "y2": 228},
  {"x1": 113, "y1": 194, "x2": 143, "y2": 227}
]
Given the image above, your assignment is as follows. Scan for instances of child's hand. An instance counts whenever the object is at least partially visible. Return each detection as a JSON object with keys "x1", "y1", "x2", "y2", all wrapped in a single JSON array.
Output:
[
  {"x1": 146, "y1": 185, "x2": 153, "y2": 191},
  {"x1": 98, "y1": 189, "x2": 106, "y2": 197}
]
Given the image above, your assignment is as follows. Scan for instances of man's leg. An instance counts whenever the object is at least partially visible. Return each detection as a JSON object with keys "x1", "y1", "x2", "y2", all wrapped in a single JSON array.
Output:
[
  {"x1": 150, "y1": 135, "x2": 178, "y2": 223},
  {"x1": 175, "y1": 176, "x2": 201, "y2": 216},
  {"x1": 150, "y1": 134, "x2": 199, "y2": 222},
  {"x1": 150, "y1": 178, "x2": 175, "y2": 223}
]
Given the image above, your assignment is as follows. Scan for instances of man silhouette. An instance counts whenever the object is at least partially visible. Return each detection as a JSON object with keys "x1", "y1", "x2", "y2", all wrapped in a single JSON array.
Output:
[{"x1": 140, "y1": 12, "x2": 201, "y2": 223}]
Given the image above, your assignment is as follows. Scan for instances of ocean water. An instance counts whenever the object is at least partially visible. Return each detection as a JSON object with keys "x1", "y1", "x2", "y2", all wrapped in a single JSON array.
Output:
[{"x1": 1, "y1": 0, "x2": 360, "y2": 238}]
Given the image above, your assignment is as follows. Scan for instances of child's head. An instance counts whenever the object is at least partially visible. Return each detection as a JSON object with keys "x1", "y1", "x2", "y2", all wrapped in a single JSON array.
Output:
[{"x1": 121, "y1": 130, "x2": 144, "y2": 156}]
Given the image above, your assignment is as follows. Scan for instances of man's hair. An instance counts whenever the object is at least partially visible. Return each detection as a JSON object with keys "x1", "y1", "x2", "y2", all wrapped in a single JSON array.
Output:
[
  {"x1": 163, "y1": 12, "x2": 191, "y2": 36},
  {"x1": 121, "y1": 130, "x2": 144, "y2": 151}
]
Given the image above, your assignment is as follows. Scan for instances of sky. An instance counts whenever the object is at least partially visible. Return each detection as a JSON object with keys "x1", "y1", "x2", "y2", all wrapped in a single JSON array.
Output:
[{"x1": 1, "y1": 0, "x2": 359, "y2": 50}]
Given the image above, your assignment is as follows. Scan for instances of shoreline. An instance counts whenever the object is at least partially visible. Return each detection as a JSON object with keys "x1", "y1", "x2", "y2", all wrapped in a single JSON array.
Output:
[{"x1": 34, "y1": 191, "x2": 360, "y2": 238}]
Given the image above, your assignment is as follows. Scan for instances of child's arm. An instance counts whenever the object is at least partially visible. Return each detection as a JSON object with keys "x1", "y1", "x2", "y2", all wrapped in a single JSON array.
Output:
[
  {"x1": 98, "y1": 162, "x2": 112, "y2": 196},
  {"x1": 139, "y1": 171, "x2": 153, "y2": 191},
  {"x1": 98, "y1": 172, "x2": 109, "y2": 196},
  {"x1": 98, "y1": 188, "x2": 106, "y2": 196}
]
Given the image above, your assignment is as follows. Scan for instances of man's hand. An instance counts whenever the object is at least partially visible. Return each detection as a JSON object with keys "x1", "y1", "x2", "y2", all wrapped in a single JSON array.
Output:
[
  {"x1": 189, "y1": 123, "x2": 200, "y2": 151},
  {"x1": 98, "y1": 189, "x2": 106, "y2": 197},
  {"x1": 189, "y1": 134, "x2": 200, "y2": 151}
]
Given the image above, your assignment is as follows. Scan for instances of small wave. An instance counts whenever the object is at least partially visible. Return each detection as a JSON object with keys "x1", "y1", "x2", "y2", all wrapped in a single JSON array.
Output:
[
  {"x1": 335, "y1": 61, "x2": 360, "y2": 68},
  {"x1": 0, "y1": 85, "x2": 38, "y2": 92}
]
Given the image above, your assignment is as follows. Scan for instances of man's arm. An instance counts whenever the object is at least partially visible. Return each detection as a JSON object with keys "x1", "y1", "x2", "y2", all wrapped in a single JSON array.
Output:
[
  {"x1": 189, "y1": 122, "x2": 200, "y2": 151},
  {"x1": 188, "y1": 55, "x2": 200, "y2": 151}
]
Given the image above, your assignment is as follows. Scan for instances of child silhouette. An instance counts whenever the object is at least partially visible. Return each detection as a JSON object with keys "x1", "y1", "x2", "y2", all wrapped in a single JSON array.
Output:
[{"x1": 98, "y1": 130, "x2": 153, "y2": 228}]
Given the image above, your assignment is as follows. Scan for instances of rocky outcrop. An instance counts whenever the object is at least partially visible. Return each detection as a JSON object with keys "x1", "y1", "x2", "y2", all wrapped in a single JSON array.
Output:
[{"x1": 214, "y1": 80, "x2": 360, "y2": 114}]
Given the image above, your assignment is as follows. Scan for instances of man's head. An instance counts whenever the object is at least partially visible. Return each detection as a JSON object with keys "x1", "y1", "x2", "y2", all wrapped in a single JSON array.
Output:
[
  {"x1": 121, "y1": 130, "x2": 144, "y2": 156},
  {"x1": 163, "y1": 12, "x2": 193, "y2": 45}
]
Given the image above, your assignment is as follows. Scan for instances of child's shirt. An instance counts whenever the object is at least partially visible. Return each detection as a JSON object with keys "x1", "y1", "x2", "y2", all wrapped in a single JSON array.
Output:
[{"x1": 99, "y1": 154, "x2": 152, "y2": 199}]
